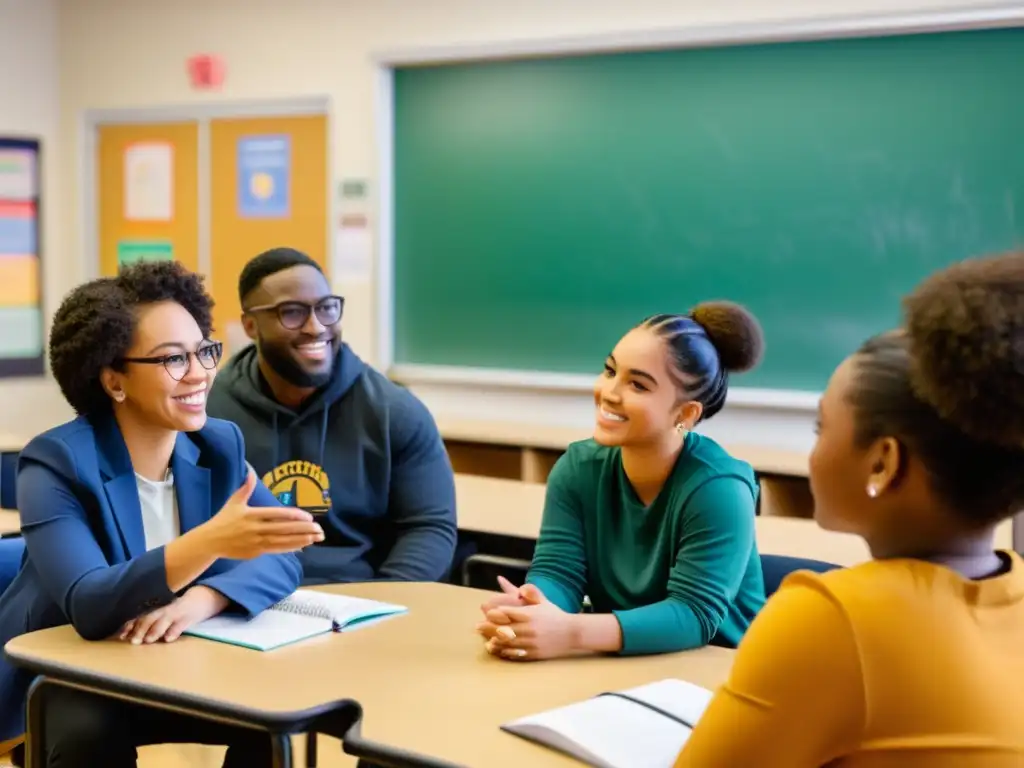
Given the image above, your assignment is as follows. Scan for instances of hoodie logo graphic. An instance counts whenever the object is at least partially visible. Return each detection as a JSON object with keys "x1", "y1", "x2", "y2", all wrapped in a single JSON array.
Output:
[{"x1": 262, "y1": 460, "x2": 332, "y2": 515}]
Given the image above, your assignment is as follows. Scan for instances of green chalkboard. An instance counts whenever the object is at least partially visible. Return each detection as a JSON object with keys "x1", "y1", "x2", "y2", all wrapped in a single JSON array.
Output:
[{"x1": 393, "y1": 27, "x2": 1024, "y2": 392}]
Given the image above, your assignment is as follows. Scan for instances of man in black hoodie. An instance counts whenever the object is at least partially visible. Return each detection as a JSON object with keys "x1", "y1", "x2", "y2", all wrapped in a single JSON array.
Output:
[{"x1": 206, "y1": 247, "x2": 457, "y2": 584}]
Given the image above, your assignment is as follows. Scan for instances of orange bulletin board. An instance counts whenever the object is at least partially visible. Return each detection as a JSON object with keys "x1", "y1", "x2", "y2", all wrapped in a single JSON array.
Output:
[
  {"x1": 95, "y1": 122, "x2": 200, "y2": 276},
  {"x1": 209, "y1": 115, "x2": 328, "y2": 341}
]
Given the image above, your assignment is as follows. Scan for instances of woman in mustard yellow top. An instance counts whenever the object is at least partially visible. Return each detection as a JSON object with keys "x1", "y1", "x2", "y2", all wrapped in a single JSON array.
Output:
[{"x1": 676, "y1": 251, "x2": 1024, "y2": 767}]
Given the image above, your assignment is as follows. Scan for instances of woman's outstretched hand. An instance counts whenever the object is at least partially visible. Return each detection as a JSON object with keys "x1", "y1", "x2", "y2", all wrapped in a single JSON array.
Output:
[{"x1": 196, "y1": 466, "x2": 325, "y2": 559}]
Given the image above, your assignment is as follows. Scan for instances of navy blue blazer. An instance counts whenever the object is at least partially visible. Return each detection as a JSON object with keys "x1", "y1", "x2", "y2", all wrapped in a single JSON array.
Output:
[{"x1": 0, "y1": 414, "x2": 302, "y2": 740}]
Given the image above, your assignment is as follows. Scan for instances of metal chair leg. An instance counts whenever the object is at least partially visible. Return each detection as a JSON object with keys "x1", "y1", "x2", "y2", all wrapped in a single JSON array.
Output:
[{"x1": 305, "y1": 731, "x2": 317, "y2": 766}]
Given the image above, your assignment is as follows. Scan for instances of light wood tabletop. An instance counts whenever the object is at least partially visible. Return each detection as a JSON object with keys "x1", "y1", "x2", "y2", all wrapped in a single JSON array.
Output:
[
  {"x1": 0, "y1": 511, "x2": 19, "y2": 537},
  {"x1": 5, "y1": 582, "x2": 734, "y2": 768},
  {"x1": 331, "y1": 583, "x2": 733, "y2": 767},
  {"x1": 0, "y1": 436, "x2": 25, "y2": 454},
  {"x1": 455, "y1": 473, "x2": 874, "y2": 566}
]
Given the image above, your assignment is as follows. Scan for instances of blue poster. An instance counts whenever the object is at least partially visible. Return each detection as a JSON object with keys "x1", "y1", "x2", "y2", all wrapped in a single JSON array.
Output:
[{"x1": 237, "y1": 135, "x2": 290, "y2": 218}]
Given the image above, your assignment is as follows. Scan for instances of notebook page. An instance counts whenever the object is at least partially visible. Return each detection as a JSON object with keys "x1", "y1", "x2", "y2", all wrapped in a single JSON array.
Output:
[
  {"x1": 273, "y1": 589, "x2": 407, "y2": 629},
  {"x1": 185, "y1": 610, "x2": 332, "y2": 651},
  {"x1": 505, "y1": 695, "x2": 692, "y2": 768}
]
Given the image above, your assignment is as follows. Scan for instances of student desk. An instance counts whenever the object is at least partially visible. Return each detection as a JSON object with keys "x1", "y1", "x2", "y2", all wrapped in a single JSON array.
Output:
[
  {"x1": 5, "y1": 582, "x2": 733, "y2": 768},
  {"x1": 0, "y1": 511, "x2": 19, "y2": 537},
  {"x1": 0, "y1": 437, "x2": 25, "y2": 453},
  {"x1": 455, "y1": 473, "x2": 874, "y2": 566},
  {"x1": 320, "y1": 582, "x2": 735, "y2": 768},
  {"x1": 437, "y1": 417, "x2": 815, "y2": 518},
  {"x1": 5, "y1": 618, "x2": 365, "y2": 768}
]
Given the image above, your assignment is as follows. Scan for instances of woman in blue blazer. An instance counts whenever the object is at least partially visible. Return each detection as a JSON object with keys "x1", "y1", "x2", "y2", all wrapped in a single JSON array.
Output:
[{"x1": 0, "y1": 262, "x2": 325, "y2": 767}]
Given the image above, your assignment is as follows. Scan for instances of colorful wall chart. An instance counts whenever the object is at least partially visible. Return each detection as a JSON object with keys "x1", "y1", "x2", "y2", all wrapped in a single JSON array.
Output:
[{"x1": 0, "y1": 138, "x2": 43, "y2": 377}]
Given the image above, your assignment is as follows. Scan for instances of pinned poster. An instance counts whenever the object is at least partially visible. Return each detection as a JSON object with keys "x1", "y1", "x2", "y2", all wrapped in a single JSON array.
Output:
[
  {"x1": 117, "y1": 239, "x2": 174, "y2": 267},
  {"x1": 124, "y1": 142, "x2": 174, "y2": 221},
  {"x1": 333, "y1": 213, "x2": 372, "y2": 284},
  {"x1": 0, "y1": 149, "x2": 36, "y2": 200},
  {"x1": 237, "y1": 135, "x2": 290, "y2": 218}
]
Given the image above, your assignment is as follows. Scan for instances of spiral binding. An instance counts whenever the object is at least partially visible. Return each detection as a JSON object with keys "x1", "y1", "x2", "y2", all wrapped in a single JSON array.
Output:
[{"x1": 270, "y1": 596, "x2": 334, "y2": 622}]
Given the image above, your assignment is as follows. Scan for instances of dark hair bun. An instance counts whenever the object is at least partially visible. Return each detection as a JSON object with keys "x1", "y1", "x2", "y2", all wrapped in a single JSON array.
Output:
[
  {"x1": 903, "y1": 251, "x2": 1024, "y2": 448},
  {"x1": 690, "y1": 301, "x2": 765, "y2": 373}
]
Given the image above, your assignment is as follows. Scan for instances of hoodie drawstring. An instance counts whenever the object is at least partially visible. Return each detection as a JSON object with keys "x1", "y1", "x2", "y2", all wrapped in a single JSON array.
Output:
[
  {"x1": 271, "y1": 411, "x2": 279, "y2": 469},
  {"x1": 318, "y1": 405, "x2": 329, "y2": 470},
  {"x1": 269, "y1": 406, "x2": 330, "y2": 475}
]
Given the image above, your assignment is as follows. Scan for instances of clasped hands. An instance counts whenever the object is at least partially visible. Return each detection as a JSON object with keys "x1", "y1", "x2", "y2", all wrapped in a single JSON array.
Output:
[{"x1": 476, "y1": 575, "x2": 579, "y2": 661}]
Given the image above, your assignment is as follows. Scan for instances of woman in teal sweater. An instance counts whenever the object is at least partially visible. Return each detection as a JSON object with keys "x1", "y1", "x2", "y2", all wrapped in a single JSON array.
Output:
[{"x1": 478, "y1": 302, "x2": 767, "y2": 660}]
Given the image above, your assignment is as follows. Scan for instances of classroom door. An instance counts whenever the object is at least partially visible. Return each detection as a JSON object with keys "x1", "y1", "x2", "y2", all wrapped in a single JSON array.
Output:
[
  {"x1": 209, "y1": 115, "x2": 328, "y2": 344},
  {"x1": 95, "y1": 123, "x2": 200, "y2": 276}
]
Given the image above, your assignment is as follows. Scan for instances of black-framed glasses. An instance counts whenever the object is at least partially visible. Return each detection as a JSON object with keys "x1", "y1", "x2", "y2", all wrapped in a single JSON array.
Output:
[
  {"x1": 244, "y1": 295, "x2": 344, "y2": 331},
  {"x1": 121, "y1": 341, "x2": 223, "y2": 382}
]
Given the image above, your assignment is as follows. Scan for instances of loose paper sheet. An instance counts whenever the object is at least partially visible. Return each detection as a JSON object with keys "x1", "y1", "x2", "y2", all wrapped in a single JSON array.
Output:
[
  {"x1": 333, "y1": 225, "x2": 372, "y2": 284},
  {"x1": 124, "y1": 142, "x2": 173, "y2": 221}
]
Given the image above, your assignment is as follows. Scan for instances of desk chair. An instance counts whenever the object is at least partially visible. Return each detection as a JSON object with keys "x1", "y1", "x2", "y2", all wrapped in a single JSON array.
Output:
[
  {"x1": 461, "y1": 553, "x2": 530, "y2": 590},
  {"x1": 0, "y1": 539, "x2": 24, "y2": 596},
  {"x1": 0, "y1": 452, "x2": 23, "y2": 598},
  {"x1": 760, "y1": 553, "x2": 840, "y2": 597},
  {"x1": 464, "y1": 553, "x2": 843, "y2": 599},
  {"x1": 0, "y1": 451, "x2": 16, "y2": 511}
]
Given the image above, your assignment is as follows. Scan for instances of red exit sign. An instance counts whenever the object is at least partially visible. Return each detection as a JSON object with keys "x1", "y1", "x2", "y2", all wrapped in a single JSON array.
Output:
[{"x1": 187, "y1": 54, "x2": 225, "y2": 89}]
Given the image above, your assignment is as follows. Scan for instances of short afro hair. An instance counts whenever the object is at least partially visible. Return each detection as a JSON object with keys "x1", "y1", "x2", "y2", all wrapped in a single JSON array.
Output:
[
  {"x1": 49, "y1": 261, "x2": 214, "y2": 417},
  {"x1": 847, "y1": 250, "x2": 1024, "y2": 526},
  {"x1": 238, "y1": 247, "x2": 323, "y2": 305}
]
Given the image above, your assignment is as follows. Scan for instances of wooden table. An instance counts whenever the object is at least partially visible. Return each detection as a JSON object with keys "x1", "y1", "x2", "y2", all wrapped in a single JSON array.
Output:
[
  {"x1": 5, "y1": 582, "x2": 733, "y2": 768},
  {"x1": 0, "y1": 511, "x2": 19, "y2": 537},
  {"x1": 319, "y1": 583, "x2": 734, "y2": 767},
  {"x1": 0, "y1": 437, "x2": 25, "y2": 454},
  {"x1": 455, "y1": 473, "x2": 873, "y2": 566}
]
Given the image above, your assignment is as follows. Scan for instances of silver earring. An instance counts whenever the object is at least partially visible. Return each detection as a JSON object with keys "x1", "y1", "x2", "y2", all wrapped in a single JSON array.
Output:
[
  {"x1": 113, "y1": 392, "x2": 125, "y2": 403},
  {"x1": 866, "y1": 484, "x2": 878, "y2": 498}
]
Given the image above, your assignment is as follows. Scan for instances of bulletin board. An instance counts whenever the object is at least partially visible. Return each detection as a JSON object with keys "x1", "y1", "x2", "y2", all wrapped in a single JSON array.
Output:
[
  {"x1": 95, "y1": 122, "x2": 200, "y2": 277},
  {"x1": 209, "y1": 114, "x2": 328, "y2": 341},
  {"x1": 90, "y1": 105, "x2": 329, "y2": 348},
  {"x1": 0, "y1": 137, "x2": 44, "y2": 377}
]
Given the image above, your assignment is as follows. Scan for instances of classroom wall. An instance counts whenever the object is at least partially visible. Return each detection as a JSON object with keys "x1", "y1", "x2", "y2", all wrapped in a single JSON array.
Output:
[
  {"x1": 0, "y1": 0, "x2": 75, "y2": 436},
  {"x1": 49, "y1": 0, "x2": 1004, "y2": 451}
]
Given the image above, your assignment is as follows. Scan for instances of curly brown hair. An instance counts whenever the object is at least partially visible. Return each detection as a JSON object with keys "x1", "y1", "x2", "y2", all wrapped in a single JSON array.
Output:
[
  {"x1": 847, "y1": 251, "x2": 1024, "y2": 525},
  {"x1": 49, "y1": 261, "x2": 214, "y2": 417},
  {"x1": 641, "y1": 301, "x2": 765, "y2": 422}
]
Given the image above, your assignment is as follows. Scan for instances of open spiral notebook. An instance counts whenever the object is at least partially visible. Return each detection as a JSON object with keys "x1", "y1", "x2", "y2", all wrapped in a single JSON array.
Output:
[
  {"x1": 501, "y1": 678, "x2": 714, "y2": 768},
  {"x1": 183, "y1": 589, "x2": 407, "y2": 651}
]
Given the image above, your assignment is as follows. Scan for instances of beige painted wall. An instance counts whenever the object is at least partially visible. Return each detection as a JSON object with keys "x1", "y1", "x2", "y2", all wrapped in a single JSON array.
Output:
[{"x1": 0, "y1": 0, "x2": 1006, "y2": 445}]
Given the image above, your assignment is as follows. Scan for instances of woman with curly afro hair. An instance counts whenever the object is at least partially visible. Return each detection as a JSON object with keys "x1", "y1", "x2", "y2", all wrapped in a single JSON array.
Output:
[
  {"x1": 0, "y1": 261, "x2": 324, "y2": 767},
  {"x1": 478, "y1": 302, "x2": 768, "y2": 661},
  {"x1": 678, "y1": 251, "x2": 1024, "y2": 767}
]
